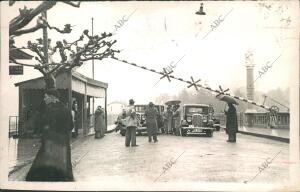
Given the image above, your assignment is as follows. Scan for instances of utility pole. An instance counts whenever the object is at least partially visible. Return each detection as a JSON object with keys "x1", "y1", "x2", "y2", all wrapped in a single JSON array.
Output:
[
  {"x1": 91, "y1": 18, "x2": 95, "y2": 123},
  {"x1": 92, "y1": 17, "x2": 94, "y2": 79},
  {"x1": 42, "y1": 11, "x2": 48, "y2": 64}
]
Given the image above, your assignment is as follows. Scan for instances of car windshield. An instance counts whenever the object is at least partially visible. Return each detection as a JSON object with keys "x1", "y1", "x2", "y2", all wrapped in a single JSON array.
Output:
[
  {"x1": 186, "y1": 107, "x2": 208, "y2": 114},
  {"x1": 135, "y1": 105, "x2": 163, "y2": 113},
  {"x1": 135, "y1": 106, "x2": 147, "y2": 112}
]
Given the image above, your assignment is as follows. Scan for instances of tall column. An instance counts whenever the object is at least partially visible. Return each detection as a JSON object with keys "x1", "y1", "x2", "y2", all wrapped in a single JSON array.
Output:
[{"x1": 245, "y1": 49, "x2": 255, "y2": 111}]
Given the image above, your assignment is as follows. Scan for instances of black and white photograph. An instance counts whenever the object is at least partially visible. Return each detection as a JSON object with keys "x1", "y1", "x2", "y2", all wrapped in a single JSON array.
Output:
[{"x1": 0, "y1": 1, "x2": 299, "y2": 191}]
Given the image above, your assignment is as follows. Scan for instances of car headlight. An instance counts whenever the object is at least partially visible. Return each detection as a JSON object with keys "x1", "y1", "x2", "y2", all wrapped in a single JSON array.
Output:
[
  {"x1": 182, "y1": 120, "x2": 188, "y2": 126},
  {"x1": 187, "y1": 116, "x2": 192, "y2": 122}
]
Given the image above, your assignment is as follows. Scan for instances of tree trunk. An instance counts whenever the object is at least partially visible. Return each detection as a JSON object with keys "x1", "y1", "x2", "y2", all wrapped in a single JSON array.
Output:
[{"x1": 44, "y1": 73, "x2": 56, "y2": 90}]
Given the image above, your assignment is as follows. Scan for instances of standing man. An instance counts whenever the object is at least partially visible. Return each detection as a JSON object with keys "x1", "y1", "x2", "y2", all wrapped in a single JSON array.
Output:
[
  {"x1": 145, "y1": 102, "x2": 159, "y2": 142},
  {"x1": 172, "y1": 104, "x2": 181, "y2": 136},
  {"x1": 162, "y1": 108, "x2": 168, "y2": 134},
  {"x1": 26, "y1": 89, "x2": 74, "y2": 181},
  {"x1": 224, "y1": 103, "x2": 238, "y2": 143},
  {"x1": 125, "y1": 99, "x2": 139, "y2": 147},
  {"x1": 94, "y1": 106, "x2": 105, "y2": 138},
  {"x1": 71, "y1": 100, "x2": 79, "y2": 138},
  {"x1": 166, "y1": 105, "x2": 173, "y2": 134}
]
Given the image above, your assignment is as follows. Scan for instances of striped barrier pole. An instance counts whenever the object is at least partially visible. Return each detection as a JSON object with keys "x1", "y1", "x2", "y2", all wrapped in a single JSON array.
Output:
[{"x1": 112, "y1": 56, "x2": 276, "y2": 113}]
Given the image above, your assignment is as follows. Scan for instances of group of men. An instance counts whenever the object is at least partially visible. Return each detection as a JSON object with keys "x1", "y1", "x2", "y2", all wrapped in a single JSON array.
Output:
[
  {"x1": 120, "y1": 98, "x2": 239, "y2": 146},
  {"x1": 162, "y1": 104, "x2": 181, "y2": 136},
  {"x1": 122, "y1": 99, "x2": 160, "y2": 147}
]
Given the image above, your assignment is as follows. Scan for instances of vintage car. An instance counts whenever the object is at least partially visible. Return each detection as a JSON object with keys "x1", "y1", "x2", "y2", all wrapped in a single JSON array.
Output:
[
  {"x1": 116, "y1": 104, "x2": 164, "y2": 136},
  {"x1": 180, "y1": 104, "x2": 218, "y2": 137},
  {"x1": 134, "y1": 104, "x2": 164, "y2": 135}
]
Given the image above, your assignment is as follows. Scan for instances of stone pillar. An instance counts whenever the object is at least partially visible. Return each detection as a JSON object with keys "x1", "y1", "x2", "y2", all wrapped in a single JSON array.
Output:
[{"x1": 245, "y1": 49, "x2": 255, "y2": 111}]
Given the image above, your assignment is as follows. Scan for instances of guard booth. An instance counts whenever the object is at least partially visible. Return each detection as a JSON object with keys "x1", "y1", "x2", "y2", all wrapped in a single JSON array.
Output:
[{"x1": 15, "y1": 70, "x2": 108, "y2": 137}]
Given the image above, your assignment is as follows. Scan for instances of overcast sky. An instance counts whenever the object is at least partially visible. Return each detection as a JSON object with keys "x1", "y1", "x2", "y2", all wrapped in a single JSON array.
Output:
[{"x1": 2, "y1": 1, "x2": 299, "y2": 111}]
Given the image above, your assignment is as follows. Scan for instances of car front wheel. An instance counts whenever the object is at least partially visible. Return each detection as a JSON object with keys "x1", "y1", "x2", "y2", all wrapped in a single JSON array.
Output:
[
  {"x1": 181, "y1": 129, "x2": 187, "y2": 136},
  {"x1": 120, "y1": 130, "x2": 126, "y2": 136}
]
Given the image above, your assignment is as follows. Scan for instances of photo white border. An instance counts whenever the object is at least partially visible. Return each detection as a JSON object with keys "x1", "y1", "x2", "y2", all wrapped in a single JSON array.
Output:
[{"x1": 0, "y1": 1, "x2": 299, "y2": 191}]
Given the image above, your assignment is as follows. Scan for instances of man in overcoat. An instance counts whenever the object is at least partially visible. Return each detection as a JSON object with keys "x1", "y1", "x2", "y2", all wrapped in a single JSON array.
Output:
[
  {"x1": 145, "y1": 102, "x2": 159, "y2": 142},
  {"x1": 224, "y1": 103, "x2": 238, "y2": 142},
  {"x1": 166, "y1": 105, "x2": 173, "y2": 134},
  {"x1": 95, "y1": 106, "x2": 106, "y2": 138},
  {"x1": 172, "y1": 104, "x2": 181, "y2": 136}
]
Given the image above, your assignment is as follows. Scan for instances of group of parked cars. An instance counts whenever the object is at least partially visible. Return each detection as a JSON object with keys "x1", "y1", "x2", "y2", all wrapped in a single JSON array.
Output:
[{"x1": 115, "y1": 102, "x2": 221, "y2": 137}]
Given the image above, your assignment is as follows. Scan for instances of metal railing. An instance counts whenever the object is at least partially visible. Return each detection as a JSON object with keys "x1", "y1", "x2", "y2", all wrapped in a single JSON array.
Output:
[{"x1": 214, "y1": 112, "x2": 289, "y2": 129}]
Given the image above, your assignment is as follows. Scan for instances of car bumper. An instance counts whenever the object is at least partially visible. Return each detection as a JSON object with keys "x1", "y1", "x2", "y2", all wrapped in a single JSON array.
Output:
[
  {"x1": 181, "y1": 126, "x2": 215, "y2": 132},
  {"x1": 137, "y1": 126, "x2": 147, "y2": 132}
]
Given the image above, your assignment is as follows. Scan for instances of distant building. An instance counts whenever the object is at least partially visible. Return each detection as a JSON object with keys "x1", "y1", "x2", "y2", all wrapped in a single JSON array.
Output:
[
  {"x1": 107, "y1": 101, "x2": 126, "y2": 114},
  {"x1": 107, "y1": 101, "x2": 126, "y2": 126}
]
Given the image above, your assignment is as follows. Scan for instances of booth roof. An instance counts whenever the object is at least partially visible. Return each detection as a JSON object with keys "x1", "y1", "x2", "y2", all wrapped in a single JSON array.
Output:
[{"x1": 15, "y1": 70, "x2": 108, "y2": 89}]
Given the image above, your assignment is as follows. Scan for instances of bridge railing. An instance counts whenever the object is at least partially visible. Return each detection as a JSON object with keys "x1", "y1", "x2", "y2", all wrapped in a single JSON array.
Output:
[{"x1": 214, "y1": 112, "x2": 289, "y2": 129}]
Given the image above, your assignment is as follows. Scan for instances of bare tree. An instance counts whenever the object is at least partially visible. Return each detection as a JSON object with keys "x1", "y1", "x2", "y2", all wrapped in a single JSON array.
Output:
[{"x1": 9, "y1": 1, "x2": 119, "y2": 89}]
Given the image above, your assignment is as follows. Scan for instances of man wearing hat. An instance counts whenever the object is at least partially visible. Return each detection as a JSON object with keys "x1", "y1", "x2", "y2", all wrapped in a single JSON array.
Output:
[
  {"x1": 166, "y1": 105, "x2": 173, "y2": 134},
  {"x1": 145, "y1": 102, "x2": 159, "y2": 142},
  {"x1": 224, "y1": 103, "x2": 238, "y2": 142},
  {"x1": 94, "y1": 106, "x2": 106, "y2": 138},
  {"x1": 124, "y1": 99, "x2": 139, "y2": 147}
]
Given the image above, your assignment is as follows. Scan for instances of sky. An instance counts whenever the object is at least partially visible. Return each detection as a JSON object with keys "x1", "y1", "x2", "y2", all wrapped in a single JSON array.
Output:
[{"x1": 1, "y1": 1, "x2": 299, "y2": 114}]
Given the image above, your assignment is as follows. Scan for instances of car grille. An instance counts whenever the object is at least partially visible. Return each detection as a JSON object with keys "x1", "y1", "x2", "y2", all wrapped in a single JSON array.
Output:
[{"x1": 192, "y1": 114, "x2": 203, "y2": 127}]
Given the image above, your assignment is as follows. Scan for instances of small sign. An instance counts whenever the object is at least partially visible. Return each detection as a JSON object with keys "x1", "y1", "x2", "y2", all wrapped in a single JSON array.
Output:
[{"x1": 9, "y1": 65, "x2": 23, "y2": 75}]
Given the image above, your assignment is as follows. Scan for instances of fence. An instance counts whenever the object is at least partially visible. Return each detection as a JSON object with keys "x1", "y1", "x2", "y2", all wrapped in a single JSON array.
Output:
[
  {"x1": 214, "y1": 112, "x2": 289, "y2": 129},
  {"x1": 9, "y1": 116, "x2": 19, "y2": 138}
]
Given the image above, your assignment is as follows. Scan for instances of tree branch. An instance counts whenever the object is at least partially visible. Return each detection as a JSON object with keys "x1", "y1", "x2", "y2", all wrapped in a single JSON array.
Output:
[
  {"x1": 12, "y1": 23, "x2": 44, "y2": 37},
  {"x1": 10, "y1": 1, "x2": 81, "y2": 35},
  {"x1": 42, "y1": 16, "x2": 73, "y2": 34},
  {"x1": 62, "y1": 1, "x2": 81, "y2": 8},
  {"x1": 9, "y1": 1, "x2": 16, "y2": 6},
  {"x1": 10, "y1": 1, "x2": 57, "y2": 35},
  {"x1": 27, "y1": 41, "x2": 46, "y2": 64}
]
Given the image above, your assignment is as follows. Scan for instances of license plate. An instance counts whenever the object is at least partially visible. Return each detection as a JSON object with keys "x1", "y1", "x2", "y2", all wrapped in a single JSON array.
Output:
[{"x1": 193, "y1": 128, "x2": 201, "y2": 132}]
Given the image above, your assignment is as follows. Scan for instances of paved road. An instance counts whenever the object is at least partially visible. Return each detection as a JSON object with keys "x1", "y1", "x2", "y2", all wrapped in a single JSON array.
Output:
[
  {"x1": 9, "y1": 130, "x2": 290, "y2": 187},
  {"x1": 72, "y1": 131, "x2": 289, "y2": 184}
]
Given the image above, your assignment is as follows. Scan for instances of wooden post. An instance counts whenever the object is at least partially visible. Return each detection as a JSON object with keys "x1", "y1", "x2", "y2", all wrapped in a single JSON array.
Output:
[
  {"x1": 68, "y1": 72, "x2": 72, "y2": 111},
  {"x1": 83, "y1": 82, "x2": 88, "y2": 135},
  {"x1": 105, "y1": 88, "x2": 107, "y2": 132},
  {"x1": 18, "y1": 88, "x2": 23, "y2": 135},
  {"x1": 42, "y1": 11, "x2": 48, "y2": 64},
  {"x1": 91, "y1": 18, "x2": 95, "y2": 121}
]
